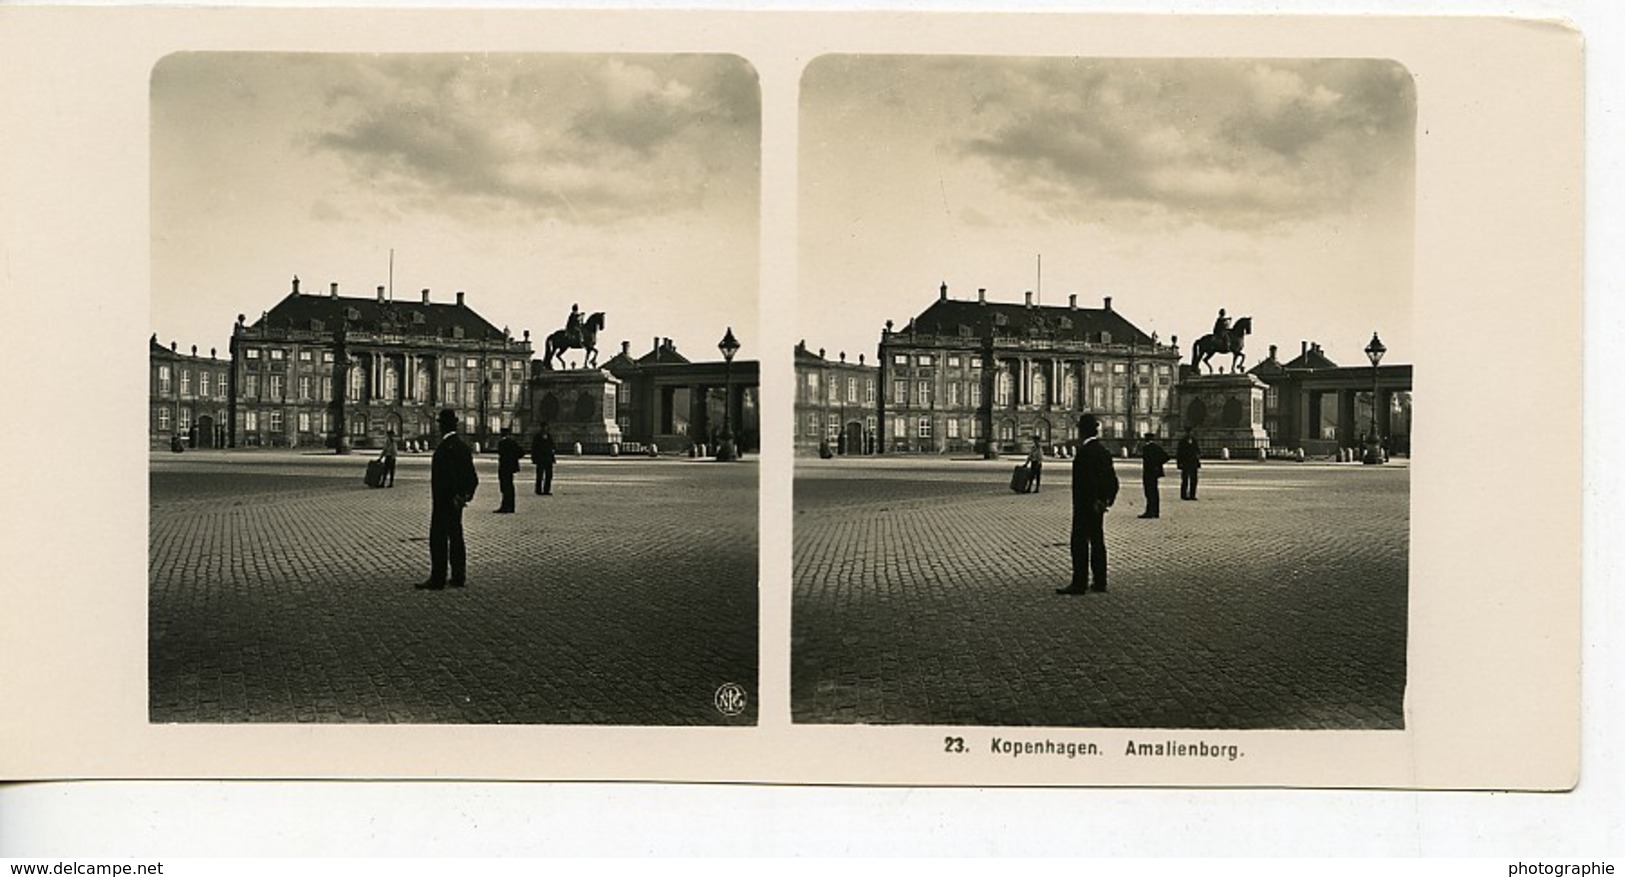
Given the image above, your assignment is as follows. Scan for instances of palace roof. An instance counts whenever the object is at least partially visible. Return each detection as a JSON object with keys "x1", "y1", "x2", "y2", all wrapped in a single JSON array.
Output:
[
  {"x1": 250, "y1": 289, "x2": 506, "y2": 342},
  {"x1": 899, "y1": 295, "x2": 1157, "y2": 347}
]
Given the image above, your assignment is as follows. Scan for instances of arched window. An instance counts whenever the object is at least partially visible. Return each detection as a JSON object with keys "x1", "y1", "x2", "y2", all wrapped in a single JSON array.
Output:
[
  {"x1": 1033, "y1": 370, "x2": 1048, "y2": 406},
  {"x1": 996, "y1": 366, "x2": 1012, "y2": 407}
]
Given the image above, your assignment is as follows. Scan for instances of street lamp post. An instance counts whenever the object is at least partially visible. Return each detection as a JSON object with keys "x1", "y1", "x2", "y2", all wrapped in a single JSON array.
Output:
[
  {"x1": 1363, "y1": 332, "x2": 1387, "y2": 465},
  {"x1": 716, "y1": 327, "x2": 741, "y2": 461}
]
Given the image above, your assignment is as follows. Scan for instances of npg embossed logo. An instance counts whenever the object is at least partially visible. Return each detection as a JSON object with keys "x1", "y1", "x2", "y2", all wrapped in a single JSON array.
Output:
[{"x1": 713, "y1": 683, "x2": 747, "y2": 717}]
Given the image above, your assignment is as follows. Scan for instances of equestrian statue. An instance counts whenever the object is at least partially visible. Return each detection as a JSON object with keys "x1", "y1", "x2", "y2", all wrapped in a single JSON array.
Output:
[
  {"x1": 1191, "y1": 308, "x2": 1252, "y2": 374},
  {"x1": 543, "y1": 302, "x2": 606, "y2": 370}
]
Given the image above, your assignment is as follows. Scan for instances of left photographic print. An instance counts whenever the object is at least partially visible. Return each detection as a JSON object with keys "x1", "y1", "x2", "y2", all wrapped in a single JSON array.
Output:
[{"x1": 148, "y1": 52, "x2": 761, "y2": 725}]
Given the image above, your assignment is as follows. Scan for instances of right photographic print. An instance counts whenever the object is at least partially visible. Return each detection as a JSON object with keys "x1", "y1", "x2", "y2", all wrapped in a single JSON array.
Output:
[{"x1": 792, "y1": 56, "x2": 1414, "y2": 729}]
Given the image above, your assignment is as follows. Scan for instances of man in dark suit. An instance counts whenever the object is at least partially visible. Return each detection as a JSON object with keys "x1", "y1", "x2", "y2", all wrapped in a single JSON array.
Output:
[
  {"x1": 531, "y1": 423, "x2": 556, "y2": 496},
  {"x1": 494, "y1": 427, "x2": 523, "y2": 513},
  {"x1": 1177, "y1": 429, "x2": 1202, "y2": 500},
  {"x1": 418, "y1": 408, "x2": 478, "y2": 590},
  {"x1": 1058, "y1": 413, "x2": 1119, "y2": 595},
  {"x1": 1138, "y1": 433, "x2": 1171, "y2": 519}
]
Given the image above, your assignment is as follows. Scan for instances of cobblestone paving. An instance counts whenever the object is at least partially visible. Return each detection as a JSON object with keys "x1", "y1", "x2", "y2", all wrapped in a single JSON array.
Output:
[
  {"x1": 792, "y1": 456, "x2": 1409, "y2": 729},
  {"x1": 150, "y1": 451, "x2": 758, "y2": 725}
]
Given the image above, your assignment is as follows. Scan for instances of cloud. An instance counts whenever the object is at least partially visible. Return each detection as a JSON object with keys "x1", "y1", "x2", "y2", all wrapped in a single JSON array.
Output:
[
  {"x1": 307, "y1": 54, "x2": 759, "y2": 225},
  {"x1": 952, "y1": 59, "x2": 1415, "y2": 228}
]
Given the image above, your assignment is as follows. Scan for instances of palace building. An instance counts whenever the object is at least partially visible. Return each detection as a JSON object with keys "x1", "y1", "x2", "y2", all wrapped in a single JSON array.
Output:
[
  {"x1": 876, "y1": 283, "x2": 1182, "y2": 455},
  {"x1": 792, "y1": 341, "x2": 880, "y2": 456},
  {"x1": 226, "y1": 277, "x2": 533, "y2": 450},
  {"x1": 1248, "y1": 341, "x2": 1413, "y2": 456},
  {"x1": 149, "y1": 335, "x2": 233, "y2": 449}
]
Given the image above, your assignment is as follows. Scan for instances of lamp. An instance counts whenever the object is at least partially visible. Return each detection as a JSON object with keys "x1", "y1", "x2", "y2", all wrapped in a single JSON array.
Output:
[
  {"x1": 1363, "y1": 332, "x2": 1386, "y2": 464},
  {"x1": 716, "y1": 328, "x2": 740, "y2": 461}
]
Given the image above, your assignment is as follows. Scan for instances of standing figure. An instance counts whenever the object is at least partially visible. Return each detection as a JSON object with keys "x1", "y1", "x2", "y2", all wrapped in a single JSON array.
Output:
[
  {"x1": 417, "y1": 409, "x2": 478, "y2": 591},
  {"x1": 1177, "y1": 429, "x2": 1202, "y2": 501},
  {"x1": 531, "y1": 423, "x2": 557, "y2": 496},
  {"x1": 380, "y1": 429, "x2": 399, "y2": 488},
  {"x1": 1026, "y1": 441, "x2": 1044, "y2": 493},
  {"x1": 1138, "y1": 433, "x2": 1170, "y2": 519},
  {"x1": 1058, "y1": 413, "x2": 1119, "y2": 595},
  {"x1": 494, "y1": 427, "x2": 523, "y2": 513}
]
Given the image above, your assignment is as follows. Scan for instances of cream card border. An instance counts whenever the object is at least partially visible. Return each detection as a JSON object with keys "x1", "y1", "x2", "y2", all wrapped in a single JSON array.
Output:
[{"x1": 0, "y1": 8, "x2": 1582, "y2": 789}]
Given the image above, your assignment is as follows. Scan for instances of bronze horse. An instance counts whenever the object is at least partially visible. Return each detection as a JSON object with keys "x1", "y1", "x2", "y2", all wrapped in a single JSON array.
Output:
[
  {"x1": 1191, "y1": 316, "x2": 1252, "y2": 374},
  {"x1": 543, "y1": 311, "x2": 605, "y2": 370}
]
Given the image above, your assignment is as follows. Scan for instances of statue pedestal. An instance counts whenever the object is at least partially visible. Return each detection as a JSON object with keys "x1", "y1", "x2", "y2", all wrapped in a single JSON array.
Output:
[
  {"x1": 1174, "y1": 373, "x2": 1270, "y2": 454},
  {"x1": 527, "y1": 369, "x2": 623, "y2": 453}
]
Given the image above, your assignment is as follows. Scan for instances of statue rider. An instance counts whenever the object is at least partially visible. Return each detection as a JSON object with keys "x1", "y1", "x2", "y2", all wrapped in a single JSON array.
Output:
[
  {"x1": 565, "y1": 303, "x2": 583, "y2": 346},
  {"x1": 1212, "y1": 308, "x2": 1231, "y2": 353}
]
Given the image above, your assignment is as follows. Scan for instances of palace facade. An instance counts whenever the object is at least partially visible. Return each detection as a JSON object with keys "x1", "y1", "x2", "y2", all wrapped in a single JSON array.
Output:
[
  {"x1": 149, "y1": 336, "x2": 233, "y2": 449},
  {"x1": 1248, "y1": 341, "x2": 1414, "y2": 456},
  {"x1": 227, "y1": 277, "x2": 533, "y2": 450},
  {"x1": 876, "y1": 284, "x2": 1182, "y2": 455},
  {"x1": 792, "y1": 341, "x2": 880, "y2": 456}
]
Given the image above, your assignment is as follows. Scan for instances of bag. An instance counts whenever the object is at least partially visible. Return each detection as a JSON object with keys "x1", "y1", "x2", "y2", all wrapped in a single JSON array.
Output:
[
  {"x1": 1010, "y1": 463, "x2": 1033, "y2": 493},
  {"x1": 364, "y1": 459, "x2": 386, "y2": 488}
]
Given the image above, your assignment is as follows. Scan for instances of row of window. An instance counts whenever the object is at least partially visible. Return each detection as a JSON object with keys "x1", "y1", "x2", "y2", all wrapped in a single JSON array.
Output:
[
  {"x1": 235, "y1": 371, "x2": 525, "y2": 407},
  {"x1": 883, "y1": 375, "x2": 1172, "y2": 411},
  {"x1": 154, "y1": 365, "x2": 228, "y2": 399},
  {"x1": 242, "y1": 348, "x2": 526, "y2": 373},
  {"x1": 887, "y1": 353, "x2": 1175, "y2": 377},
  {"x1": 800, "y1": 373, "x2": 877, "y2": 405},
  {"x1": 891, "y1": 353, "x2": 974, "y2": 368}
]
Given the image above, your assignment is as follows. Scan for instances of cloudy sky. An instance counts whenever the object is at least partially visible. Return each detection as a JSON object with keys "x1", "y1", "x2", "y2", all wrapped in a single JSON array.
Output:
[
  {"x1": 152, "y1": 52, "x2": 759, "y2": 363},
  {"x1": 799, "y1": 56, "x2": 1415, "y2": 368}
]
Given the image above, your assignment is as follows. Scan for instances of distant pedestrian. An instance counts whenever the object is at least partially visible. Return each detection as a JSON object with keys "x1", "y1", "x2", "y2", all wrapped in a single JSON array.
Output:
[
  {"x1": 1058, "y1": 413, "x2": 1119, "y2": 595},
  {"x1": 1026, "y1": 441, "x2": 1044, "y2": 493},
  {"x1": 1138, "y1": 433, "x2": 1170, "y2": 519},
  {"x1": 417, "y1": 409, "x2": 478, "y2": 591},
  {"x1": 1177, "y1": 429, "x2": 1202, "y2": 501},
  {"x1": 380, "y1": 429, "x2": 399, "y2": 488},
  {"x1": 531, "y1": 423, "x2": 556, "y2": 496},
  {"x1": 494, "y1": 427, "x2": 523, "y2": 513}
]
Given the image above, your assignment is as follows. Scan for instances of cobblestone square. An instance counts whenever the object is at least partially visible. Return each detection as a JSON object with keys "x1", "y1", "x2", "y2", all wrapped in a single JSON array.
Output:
[
  {"x1": 150, "y1": 451, "x2": 758, "y2": 725},
  {"x1": 792, "y1": 456, "x2": 1409, "y2": 728}
]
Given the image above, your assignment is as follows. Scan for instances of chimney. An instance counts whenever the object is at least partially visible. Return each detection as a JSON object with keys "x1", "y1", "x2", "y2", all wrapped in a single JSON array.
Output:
[
  {"x1": 621, "y1": 340, "x2": 631, "y2": 356},
  {"x1": 819, "y1": 348, "x2": 826, "y2": 359},
  {"x1": 939, "y1": 281, "x2": 948, "y2": 301},
  {"x1": 1301, "y1": 341, "x2": 1309, "y2": 357},
  {"x1": 1269, "y1": 344, "x2": 1278, "y2": 361},
  {"x1": 170, "y1": 341, "x2": 177, "y2": 352},
  {"x1": 377, "y1": 285, "x2": 386, "y2": 302},
  {"x1": 1024, "y1": 290, "x2": 1034, "y2": 307},
  {"x1": 977, "y1": 288, "x2": 987, "y2": 305},
  {"x1": 1103, "y1": 296, "x2": 1114, "y2": 312},
  {"x1": 1068, "y1": 293, "x2": 1078, "y2": 310},
  {"x1": 329, "y1": 281, "x2": 339, "y2": 298},
  {"x1": 652, "y1": 337, "x2": 659, "y2": 353},
  {"x1": 421, "y1": 288, "x2": 431, "y2": 304},
  {"x1": 455, "y1": 291, "x2": 465, "y2": 307},
  {"x1": 291, "y1": 275, "x2": 300, "y2": 295}
]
